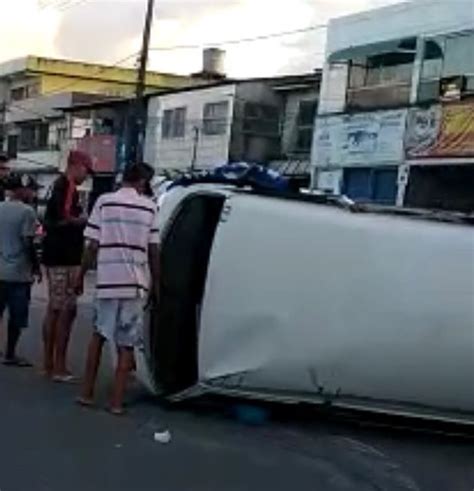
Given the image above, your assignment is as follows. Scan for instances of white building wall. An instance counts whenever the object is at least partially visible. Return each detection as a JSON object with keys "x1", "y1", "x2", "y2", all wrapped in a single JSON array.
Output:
[
  {"x1": 318, "y1": 0, "x2": 474, "y2": 120},
  {"x1": 326, "y1": 0, "x2": 474, "y2": 56},
  {"x1": 144, "y1": 84, "x2": 236, "y2": 172},
  {"x1": 312, "y1": 0, "x2": 474, "y2": 191},
  {"x1": 10, "y1": 118, "x2": 67, "y2": 173},
  {"x1": 14, "y1": 150, "x2": 61, "y2": 168},
  {"x1": 5, "y1": 93, "x2": 74, "y2": 124},
  {"x1": 317, "y1": 62, "x2": 348, "y2": 116},
  {"x1": 0, "y1": 58, "x2": 28, "y2": 78}
]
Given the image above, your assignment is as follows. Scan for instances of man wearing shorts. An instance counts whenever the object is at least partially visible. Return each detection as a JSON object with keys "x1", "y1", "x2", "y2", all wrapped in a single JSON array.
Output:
[
  {"x1": 0, "y1": 173, "x2": 41, "y2": 366},
  {"x1": 0, "y1": 153, "x2": 10, "y2": 343},
  {"x1": 0, "y1": 153, "x2": 10, "y2": 202},
  {"x1": 76, "y1": 162, "x2": 160, "y2": 415},
  {"x1": 41, "y1": 150, "x2": 92, "y2": 380}
]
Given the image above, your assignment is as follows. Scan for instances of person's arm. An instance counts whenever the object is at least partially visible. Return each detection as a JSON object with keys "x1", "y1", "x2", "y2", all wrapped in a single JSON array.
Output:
[
  {"x1": 22, "y1": 210, "x2": 41, "y2": 281},
  {"x1": 75, "y1": 198, "x2": 102, "y2": 295},
  {"x1": 148, "y1": 243, "x2": 160, "y2": 304},
  {"x1": 75, "y1": 239, "x2": 99, "y2": 295},
  {"x1": 26, "y1": 238, "x2": 41, "y2": 282},
  {"x1": 148, "y1": 207, "x2": 161, "y2": 304}
]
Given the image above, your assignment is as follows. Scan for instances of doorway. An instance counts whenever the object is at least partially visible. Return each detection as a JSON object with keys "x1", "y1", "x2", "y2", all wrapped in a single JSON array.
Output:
[{"x1": 405, "y1": 165, "x2": 474, "y2": 212}]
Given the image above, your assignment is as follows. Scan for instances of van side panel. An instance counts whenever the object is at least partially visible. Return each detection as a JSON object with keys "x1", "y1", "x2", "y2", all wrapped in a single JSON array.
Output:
[{"x1": 198, "y1": 195, "x2": 474, "y2": 416}]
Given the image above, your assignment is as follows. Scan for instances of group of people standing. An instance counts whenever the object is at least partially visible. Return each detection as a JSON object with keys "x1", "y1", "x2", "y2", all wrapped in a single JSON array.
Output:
[{"x1": 0, "y1": 151, "x2": 160, "y2": 415}]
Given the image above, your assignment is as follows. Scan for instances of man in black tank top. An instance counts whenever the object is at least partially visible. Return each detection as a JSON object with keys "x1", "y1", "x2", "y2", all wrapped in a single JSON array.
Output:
[{"x1": 41, "y1": 150, "x2": 93, "y2": 381}]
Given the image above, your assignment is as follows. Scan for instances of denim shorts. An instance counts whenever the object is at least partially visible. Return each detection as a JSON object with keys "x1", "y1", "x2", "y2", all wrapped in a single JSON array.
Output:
[
  {"x1": 0, "y1": 282, "x2": 32, "y2": 330},
  {"x1": 94, "y1": 298, "x2": 145, "y2": 348}
]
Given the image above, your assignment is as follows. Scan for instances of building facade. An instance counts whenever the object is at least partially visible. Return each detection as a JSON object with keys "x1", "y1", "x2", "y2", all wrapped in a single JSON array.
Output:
[
  {"x1": 0, "y1": 56, "x2": 199, "y2": 191},
  {"x1": 312, "y1": 0, "x2": 474, "y2": 212},
  {"x1": 144, "y1": 80, "x2": 283, "y2": 172},
  {"x1": 144, "y1": 73, "x2": 321, "y2": 175},
  {"x1": 268, "y1": 73, "x2": 320, "y2": 180}
]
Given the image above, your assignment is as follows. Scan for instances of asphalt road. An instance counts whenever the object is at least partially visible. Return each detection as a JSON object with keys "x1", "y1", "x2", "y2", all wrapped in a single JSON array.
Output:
[{"x1": 0, "y1": 283, "x2": 472, "y2": 491}]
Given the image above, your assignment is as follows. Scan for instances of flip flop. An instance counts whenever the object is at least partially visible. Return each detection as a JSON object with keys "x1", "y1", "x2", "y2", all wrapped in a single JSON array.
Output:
[
  {"x1": 75, "y1": 397, "x2": 95, "y2": 409},
  {"x1": 108, "y1": 406, "x2": 127, "y2": 416},
  {"x1": 53, "y1": 374, "x2": 78, "y2": 384},
  {"x1": 3, "y1": 357, "x2": 33, "y2": 367}
]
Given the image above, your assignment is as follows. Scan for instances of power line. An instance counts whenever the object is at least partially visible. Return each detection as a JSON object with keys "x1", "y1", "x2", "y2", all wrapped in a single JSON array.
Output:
[
  {"x1": 39, "y1": 0, "x2": 90, "y2": 11},
  {"x1": 38, "y1": 0, "x2": 60, "y2": 9},
  {"x1": 39, "y1": 0, "x2": 73, "y2": 10},
  {"x1": 149, "y1": 24, "x2": 328, "y2": 52},
  {"x1": 57, "y1": 0, "x2": 91, "y2": 12},
  {"x1": 5, "y1": 23, "x2": 328, "y2": 119},
  {"x1": 52, "y1": 0, "x2": 75, "y2": 9},
  {"x1": 14, "y1": 26, "x2": 323, "y2": 100}
]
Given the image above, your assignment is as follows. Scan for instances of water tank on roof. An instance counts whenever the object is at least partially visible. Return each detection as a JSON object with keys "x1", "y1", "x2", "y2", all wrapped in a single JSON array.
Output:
[{"x1": 202, "y1": 48, "x2": 226, "y2": 77}]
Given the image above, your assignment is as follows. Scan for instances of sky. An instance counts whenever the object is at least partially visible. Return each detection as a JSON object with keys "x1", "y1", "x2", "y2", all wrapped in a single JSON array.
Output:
[{"x1": 2, "y1": 0, "x2": 406, "y2": 77}]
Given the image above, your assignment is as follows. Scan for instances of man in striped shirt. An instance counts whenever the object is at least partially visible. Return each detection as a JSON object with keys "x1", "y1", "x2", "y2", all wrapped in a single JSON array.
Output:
[{"x1": 76, "y1": 163, "x2": 160, "y2": 415}]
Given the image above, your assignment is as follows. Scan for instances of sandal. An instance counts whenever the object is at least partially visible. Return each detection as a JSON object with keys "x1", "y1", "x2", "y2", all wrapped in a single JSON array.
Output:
[
  {"x1": 75, "y1": 397, "x2": 95, "y2": 408},
  {"x1": 108, "y1": 406, "x2": 127, "y2": 416},
  {"x1": 53, "y1": 373, "x2": 78, "y2": 383},
  {"x1": 3, "y1": 357, "x2": 33, "y2": 367}
]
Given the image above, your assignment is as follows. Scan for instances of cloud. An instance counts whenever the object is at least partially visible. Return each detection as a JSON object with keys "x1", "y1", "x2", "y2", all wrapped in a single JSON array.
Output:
[
  {"x1": 0, "y1": 0, "x2": 59, "y2": 61},
  {"x1": 1, "y1": 0, "x2": 405, "y2": 76},
  {"x1": 127, "y1": 0, "x2": 404, "y2": 76},
  {"x1": 54, "y1": 0, "x2": 145, "y2": 62}
]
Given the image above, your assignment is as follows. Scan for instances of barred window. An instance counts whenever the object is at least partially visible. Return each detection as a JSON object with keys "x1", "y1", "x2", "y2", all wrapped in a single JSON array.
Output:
[
  {"x1": 162, "y1": 107, "x2": 187, "y2": 139},
  {"x1": 203, "y1": 101, "x2": 229, "y2": 136}
]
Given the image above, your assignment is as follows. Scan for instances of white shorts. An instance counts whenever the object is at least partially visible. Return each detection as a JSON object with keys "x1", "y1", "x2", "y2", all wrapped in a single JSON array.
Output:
[{"x1": 94, "y1": 298, "x2": 145, "y2": 348}]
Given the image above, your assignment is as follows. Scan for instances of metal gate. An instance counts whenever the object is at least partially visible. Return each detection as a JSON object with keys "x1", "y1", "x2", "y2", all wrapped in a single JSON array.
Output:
[{"x1": 343, "y1": 167, "x2": 398, "y2": 205}]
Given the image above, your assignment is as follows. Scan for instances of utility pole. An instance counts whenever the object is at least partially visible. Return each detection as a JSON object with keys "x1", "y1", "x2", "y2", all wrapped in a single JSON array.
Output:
[{"x1": 128, "y1": 0, "x2": 155, "y2": 164}]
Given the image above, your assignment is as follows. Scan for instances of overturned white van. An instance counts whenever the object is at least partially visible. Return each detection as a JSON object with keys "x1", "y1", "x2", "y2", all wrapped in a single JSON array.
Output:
[{"x1": 137, "y1": 184, "x2": 474, "y2": 425}]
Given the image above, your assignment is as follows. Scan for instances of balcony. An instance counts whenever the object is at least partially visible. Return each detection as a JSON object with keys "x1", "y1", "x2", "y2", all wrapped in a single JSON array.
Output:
[{"x1": 346, "y1": 82, "x2": 411, "y2": 110}]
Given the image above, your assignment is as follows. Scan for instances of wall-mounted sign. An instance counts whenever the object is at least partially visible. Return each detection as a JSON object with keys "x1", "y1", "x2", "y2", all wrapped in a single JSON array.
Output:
[
  {"x1": 76, "y1": 135, "x2": 117, "y2": 173},
  {"x1": 313, "y1": 109, "x2": 407, "y2": 168},
  {"x1": 406, "y1": 102, "x2": 474, "y2": 159}
]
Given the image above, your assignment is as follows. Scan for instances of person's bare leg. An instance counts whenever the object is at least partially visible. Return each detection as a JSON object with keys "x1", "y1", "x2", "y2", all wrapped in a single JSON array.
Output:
[
  {"x1": 78, "y1": 333, "x2": 105, "y2": 405},
  {"x1": 54, "y1": 306, "x2": 77, "y2": 378},
  {"x1": 0, "y1": 316, "x2": 4, "y2": 356},
  {"x1": 42, "y1": 306, "x2": 59, "y2": 376},
  {"x1": 5, "y1": 322, "x2": 21, "y2": 361},
  {"x1": 109, "y1": 347, "x2": 134, "y2": 414}
]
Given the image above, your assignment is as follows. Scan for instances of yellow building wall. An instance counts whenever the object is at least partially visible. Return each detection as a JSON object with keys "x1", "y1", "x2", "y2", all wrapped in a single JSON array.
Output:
[
  {"x1": 39, "y1": 75, "x2": 137, "y2": 97},
  {"x1": 26, "y1": 56, "x2": 195, "y2": 97}
]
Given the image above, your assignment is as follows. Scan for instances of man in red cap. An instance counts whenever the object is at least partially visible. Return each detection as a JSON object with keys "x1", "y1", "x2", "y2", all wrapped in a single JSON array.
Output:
[{"x1": 41, "y1": 150, "x2": 92, "y2": 380}]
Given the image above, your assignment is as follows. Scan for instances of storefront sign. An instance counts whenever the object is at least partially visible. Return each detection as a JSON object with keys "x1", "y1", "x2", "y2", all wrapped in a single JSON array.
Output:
[
  {"x1": 312, "y1": 109, "x2": 407, "y2": 168},
  {"x1": 406, "y1": 102, "x2": 474, "y2": 159},
  {"x1": 76, "y1": 135, "x2": 117, "y2": 173}
]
